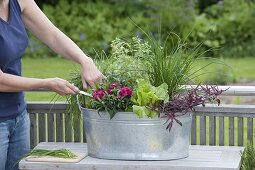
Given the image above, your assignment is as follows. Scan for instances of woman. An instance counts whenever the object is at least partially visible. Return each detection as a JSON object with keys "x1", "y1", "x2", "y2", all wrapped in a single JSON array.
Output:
[{"x1": 0, "y1": 0, "x2": 105, "y2": 169}]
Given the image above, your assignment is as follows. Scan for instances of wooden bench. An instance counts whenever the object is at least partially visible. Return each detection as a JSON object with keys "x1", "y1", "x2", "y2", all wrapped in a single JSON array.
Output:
[{"x1": 19, "y1": 142, "x2": 244, "y2": 170}]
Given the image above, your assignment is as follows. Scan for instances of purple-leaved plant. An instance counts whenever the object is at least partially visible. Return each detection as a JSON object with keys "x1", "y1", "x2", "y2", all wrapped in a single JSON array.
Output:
[{"x1": 156, "y1": 85, "x2": 227, "y2": 131}]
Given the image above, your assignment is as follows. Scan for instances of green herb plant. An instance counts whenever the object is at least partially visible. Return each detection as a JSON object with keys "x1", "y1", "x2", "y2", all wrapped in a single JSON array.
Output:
[
  {"x1": 14, "y1": 148, "x2": 77, "y2": 169},
  {"x1": 104, "y1": 32, "x2": 205, "y2": 98},
  {"x1": 241, "y1": 142, "x2": 255, "y2": 170},
  {"x1": 97, "y1": 37, "x2": 151, "y2": 87},
  {"x1": 26, "y1": 148, "x2": 77, "y2": 159},
  {"x1": 141, "y1": 32, "x2": 201, "y2": 97}
]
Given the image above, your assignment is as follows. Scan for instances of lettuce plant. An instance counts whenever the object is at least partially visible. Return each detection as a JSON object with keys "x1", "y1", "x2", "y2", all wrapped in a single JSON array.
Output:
[{"x1": 131, "y1": 79, "x2": 168, "y2": 118}]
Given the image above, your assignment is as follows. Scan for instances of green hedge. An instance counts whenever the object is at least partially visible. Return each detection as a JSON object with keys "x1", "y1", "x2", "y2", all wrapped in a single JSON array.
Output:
[
  {"x1": 189, "y1": 0, "x2": 255, "y2": 57},
  {"x1": 25, "y1": 0, "x2": 151, "y2": 58},
  {"x1": 24, "y1": 0, "x2": 255, "y2": 58}
]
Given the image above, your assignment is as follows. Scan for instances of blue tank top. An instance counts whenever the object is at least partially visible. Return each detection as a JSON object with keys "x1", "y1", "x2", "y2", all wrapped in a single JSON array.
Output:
[{"x1": 0, "y1": 0, "x2": 28, "y2": 119}]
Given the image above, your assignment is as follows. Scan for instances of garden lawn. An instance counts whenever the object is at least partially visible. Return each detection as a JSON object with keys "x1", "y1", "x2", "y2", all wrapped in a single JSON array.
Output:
[
  {"x1": 22, "y1": 57, "x2": 79, "y2": 102},
  {"x1": 193, "y1": 57, "x2": 255, "y2": 84},
  {"x1": 224, "y1": 57, "x2": 255, "y2": 80},
  {"x1": 22, "y1": 57, "x2": 255, "y2": 101}
]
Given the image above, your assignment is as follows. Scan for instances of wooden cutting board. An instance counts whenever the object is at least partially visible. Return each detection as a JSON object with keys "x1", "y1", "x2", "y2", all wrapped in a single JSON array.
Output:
[{"x1": 25, "y1": 153, "x2": 87, "y2": 163}]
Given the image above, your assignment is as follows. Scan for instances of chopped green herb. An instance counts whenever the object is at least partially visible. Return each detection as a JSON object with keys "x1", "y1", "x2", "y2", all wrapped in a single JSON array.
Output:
[{"x1": 27, "y1": 148, "x2": 77, "y2": 159}]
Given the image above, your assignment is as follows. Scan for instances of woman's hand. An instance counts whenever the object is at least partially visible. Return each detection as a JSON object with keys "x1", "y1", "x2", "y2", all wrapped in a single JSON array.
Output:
[
  {"x1": 45, "y1": 78, "x2": 79, "y2": 96},
  {"x1": 0, "y1": 69, "x2": 79, "y2": 94},
  {"x1": 81, "y1": 57, "x2": 106, "y2": 89}
]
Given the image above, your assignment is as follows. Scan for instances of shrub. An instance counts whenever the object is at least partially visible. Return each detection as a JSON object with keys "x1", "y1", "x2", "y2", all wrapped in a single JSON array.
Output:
[
  {"x1": 145, "y1": 0, "x2": 197, "y2": 42},
  {"x1": 24, "y1": 0, "x2": 255, "y2": 59},
  {"x1": 23, "y1": 0, "x2": 150, "y2": 58},
  {"x1": 189, "y1": 0, "x2": 255, "y2": 57}
]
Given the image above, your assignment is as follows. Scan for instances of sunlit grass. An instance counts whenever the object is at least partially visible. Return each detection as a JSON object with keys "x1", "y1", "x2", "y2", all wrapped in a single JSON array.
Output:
[
  {"x1": 22, "y1": 57, "x2": 79, "y2": 101},
  {"x1": 193, "y1": 57, "x2": 255, "y2": 83}
]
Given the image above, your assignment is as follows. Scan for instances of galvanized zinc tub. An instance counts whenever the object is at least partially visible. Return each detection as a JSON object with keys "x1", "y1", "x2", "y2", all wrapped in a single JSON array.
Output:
[{"x1": 82, "y1": 107, "x2": 192, "y2": 160}]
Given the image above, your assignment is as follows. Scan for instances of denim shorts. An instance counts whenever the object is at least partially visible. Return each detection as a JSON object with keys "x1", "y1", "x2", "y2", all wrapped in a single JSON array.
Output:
[{"x1": 0, "y1": 110, "x2": 30, "y2": 170}]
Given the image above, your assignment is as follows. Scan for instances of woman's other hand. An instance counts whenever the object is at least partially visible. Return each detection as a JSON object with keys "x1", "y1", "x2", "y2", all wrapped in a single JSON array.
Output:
[
  {"x1": 45, "y1": 78, "x2": 79, "y2": 96},
  {"x1": 81, "y1": 57, "x2": 106, "y2": 89}
]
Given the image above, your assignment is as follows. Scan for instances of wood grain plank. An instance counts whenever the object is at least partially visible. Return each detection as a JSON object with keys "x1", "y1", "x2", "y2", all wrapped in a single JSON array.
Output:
[
  {"x1": 56, "y1": 113, "x2": 64, "y2": 142},
  {"x1": 38, "y1": 113, "x2": 46, "y2": 142},
  {"x1": 247, "y1": 118, "x2": 253, "y2": 143},
  {"x1": 219, "y1": 116, "x2": 224, "y2": 146},
  {"x1": 200, "y1": 115, "x2": 206, "y2": 145},
  {"x1": 191, "y1": 113, "x2": 197, "y2": 145},
  {"x1": 209, "y1": 116, "x2": 216, "y2": 145},
  {"x1": 47, "y1": 113, "x2": 55, "y2": 142},
  {"x1": 238, "y1": 117, "x2": 243, "y2": 146},
  {"x1": 29, "y1": 113, "x2": 38, "y2": 149},
  {"x1": 229, "y1": 117, "x2": 234, "y2": 146},
  {"x1": 19, "y1": 143, "x2": 244, "y2": 170}
]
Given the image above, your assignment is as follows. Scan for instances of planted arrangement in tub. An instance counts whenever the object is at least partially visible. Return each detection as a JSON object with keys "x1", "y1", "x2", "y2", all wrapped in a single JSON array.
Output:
[
  {"x1": 83, "y1": 79, "x2": 222, "y2": 131},
  {"x1": 67, "y1": 34, "x2": 225, "y2": 160}
]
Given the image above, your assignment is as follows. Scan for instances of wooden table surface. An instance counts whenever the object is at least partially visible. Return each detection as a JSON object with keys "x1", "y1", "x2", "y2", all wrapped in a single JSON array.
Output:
[{"x1": 19, "y1": 142, "x2": 244, "y2": 170}]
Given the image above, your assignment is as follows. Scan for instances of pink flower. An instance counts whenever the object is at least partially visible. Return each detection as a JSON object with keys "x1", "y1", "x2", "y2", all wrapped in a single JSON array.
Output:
[
  {"x1": 119, "y1": 87, "x2": 132, "y2": 97},
  {"x1": 105, "y1": 89, "x2": 112, "y2": 94},
  {"x1": 109, "y1": 82, "x2": 121, "y2": 89},
  {"x1": 92, "y1": 89, "x2": 105, "y2": 99}
]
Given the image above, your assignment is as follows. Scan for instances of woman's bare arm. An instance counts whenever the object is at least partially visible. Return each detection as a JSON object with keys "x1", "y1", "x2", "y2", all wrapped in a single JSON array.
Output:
[
  {"x1": 0, "y1": 69, "x2": 78, "y2": 95},
  {"x1": 19, "y1": 0, "x2": 105, "y2": 89}
]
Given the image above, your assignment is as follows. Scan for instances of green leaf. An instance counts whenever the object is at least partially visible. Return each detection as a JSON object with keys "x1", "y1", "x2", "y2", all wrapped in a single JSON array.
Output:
[
  {"x1": 154, "y1": 83, "x2": 169, "y2": 102},
  {"x1": 131, "y1": 79, "x2": 159, "y2": 106},
  {"x1": 133, "y1": 105, "x2": 147, "y2": 118},
  {"x1": 131, "y1": 79, "x2": 168, "y2": 117},
  {"x1": 132, "y1": 105, "x2": 157, "y2": 118},
  {"x1": 136, "y1": 91, "x2": 158, "y2": 106}
]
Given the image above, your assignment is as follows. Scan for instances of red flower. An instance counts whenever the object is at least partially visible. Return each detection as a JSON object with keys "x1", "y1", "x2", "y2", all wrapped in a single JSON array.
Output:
[
  {"x1": 119, "y1": 87, "x2": 132, "y2": 97},
  {"x1": 109, "y1": 82, "x2": 121, "y2": 89},
  {"x1": 92, "y1": 89, "x2": 105, "y2": 99}
]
